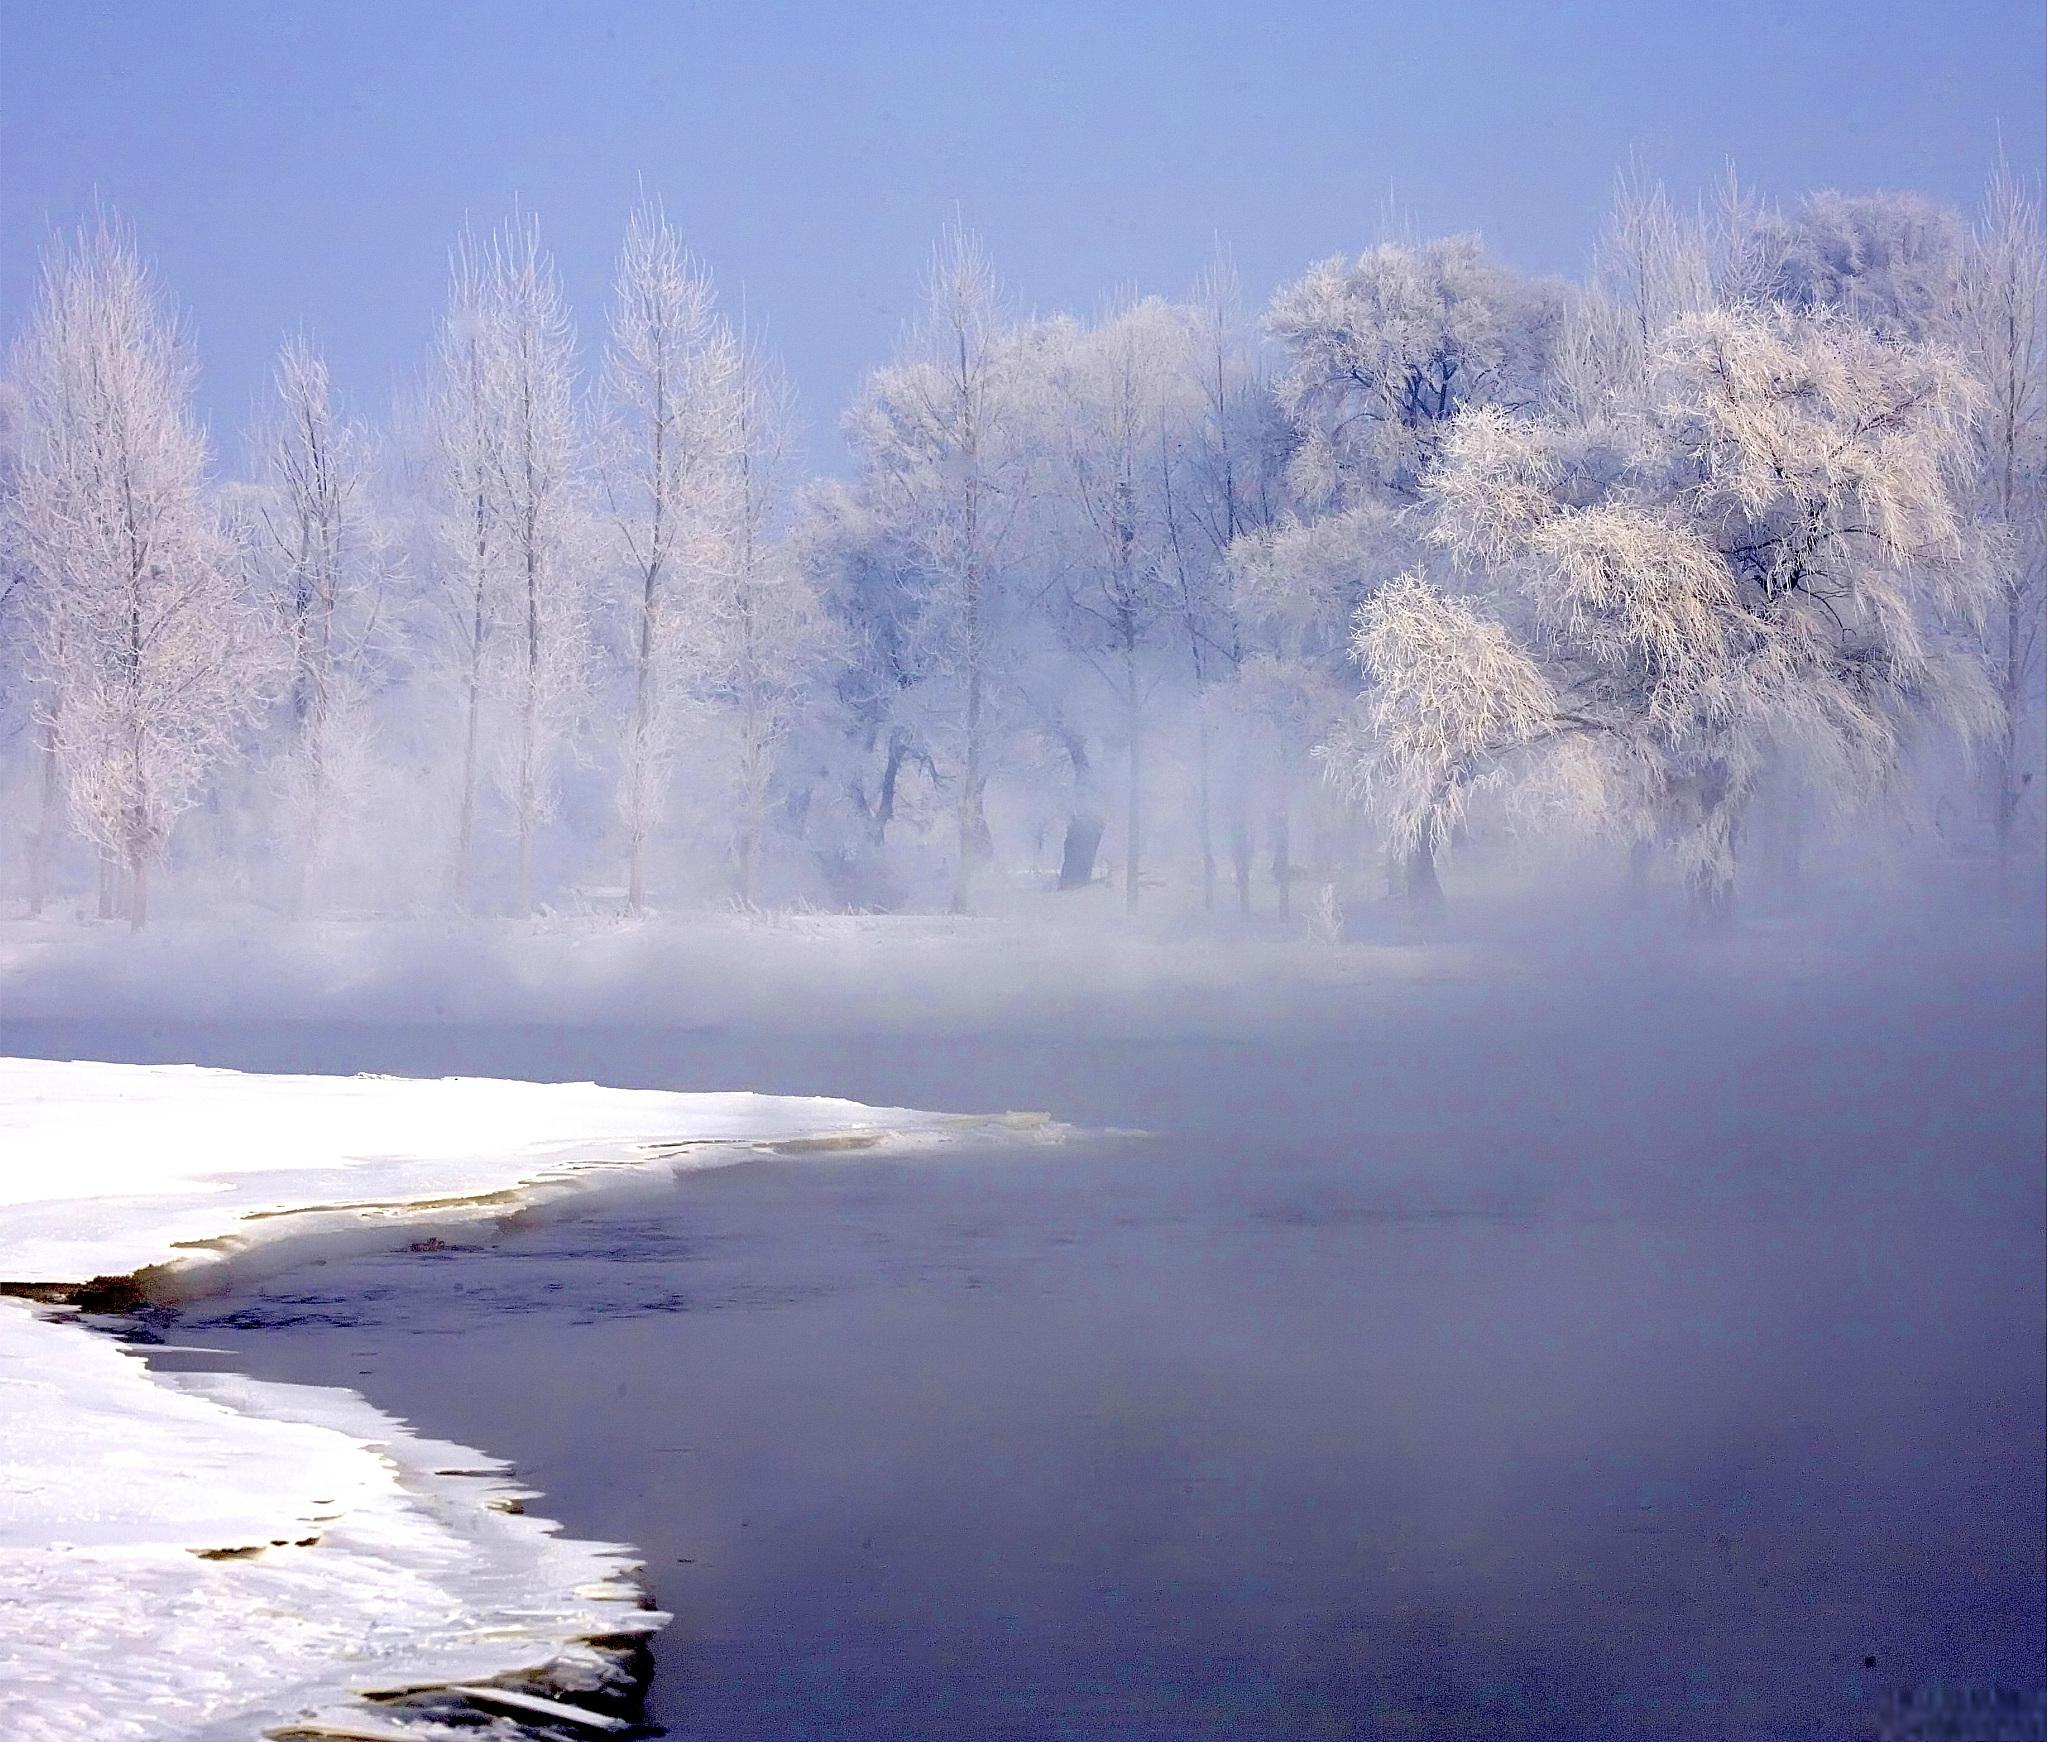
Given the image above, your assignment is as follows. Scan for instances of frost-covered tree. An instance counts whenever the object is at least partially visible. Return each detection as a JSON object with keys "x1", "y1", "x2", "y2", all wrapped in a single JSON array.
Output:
[
  {"x1": 1596, "y1": 170, "x2": 1714, "y2": 352},
  {"x1": 1758, "y1": 188, "x2": 1969, "y2": 343},
  {"x1": 2, "y1": 165, "x2": 2023, "y2": 929},
  {"x1": 1744, "y1": 175, "x2": 2046, "y2": 881},
  {"x1": 695, "y1": 349, "x2": 831, "y2": 904},
  {"x1": 792, "y1": 476, "x2": 930, "y2": 874},
  {"x1": 249, "y1": 336, "x2": 395, "y2": 913},
  {"x1": 1040, "y1": 296, "x2": 1201, "y2": 907},
  {"x1": 1228, "y1": 499, "x2": 1428, "y2": 905},
  {"x1": 1165, "y1": 257, "x2": 1292, "y2": 911},
  {"x1": 426, "y1": 233, "x2": 504, "y2": 905},
  {"x1": 481, "y1": 216, "x2": 588, "y2": 915},
  {"x1": 1957, "y1": 165, "x2": 2046, "y2": 882},
  {"x1": 426, "y1": 216, "x2": 588, "y2": 913},
  {"x1": 1268, "y1": 234, "x2": 1562, "y2": 509},
  {"x1": 1249, "y1": 234, "x2": 1562, "y2": 907},
  {"x1": 595, "y1": 200, "x2": 741, "y2": 911},
  {"x1": 6, "y1": 218, "x2": 266, "y2": 927},
  {"x1": 1329, "y1": 305, "x2": 1998, "y2": 918},
  {"x1": 1556, "y1": 170, "x2": 1719, "y2": 418},
  {"x1": 0, "y1": 378, "x2": 58, "y2": 912},
  {"x1": 845, "y1": 228, "x2": 1027, "y2": 911}
]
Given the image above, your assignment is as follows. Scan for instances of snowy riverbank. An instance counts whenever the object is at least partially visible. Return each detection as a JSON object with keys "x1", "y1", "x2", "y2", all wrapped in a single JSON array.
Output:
[{"x1": 0, "y1": 1059, "x2": 1029, "y2": 1740}]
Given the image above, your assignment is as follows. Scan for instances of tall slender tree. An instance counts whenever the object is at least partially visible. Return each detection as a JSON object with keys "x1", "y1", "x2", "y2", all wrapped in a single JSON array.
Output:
[
  {"x1": 1959, "y1": 164, "x2": 2047, "y2": 884},
  {"x1": 596, "y1": 199, "x2": 741, "y2": 911},
  {"x1": 427, "y1": 232, "x2": 502, "y2": 905},
  {"x1": 1173, "y1": 255, "x2": 1281, "y2": 911},
  {"x1": 254, "y1": 335, "x2": 389, "y2": 913},
  {"x1": 7, "y1": 217, "x2": 264, "y2": 927},
  {"x1": 1044, "y1": 297, "x2": 1194, "y2": 908},
  {"x1": 700, "y1": 348, "x2": 829, "y2": 904},
  {"x1": 482, "y1": 215, "x2": 587, "y2": 916}
]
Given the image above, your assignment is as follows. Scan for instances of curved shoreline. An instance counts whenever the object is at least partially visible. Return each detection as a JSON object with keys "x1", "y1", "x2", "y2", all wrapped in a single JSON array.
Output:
[
  {"x1": 0, "y1": 1059, "x2": 1057, "y2": 1741},
  {"x1": 2, "y1": 1300, "x2": 671, "y2": 1740}
]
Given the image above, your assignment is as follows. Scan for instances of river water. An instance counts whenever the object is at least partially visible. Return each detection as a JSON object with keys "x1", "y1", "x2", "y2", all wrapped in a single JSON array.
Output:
[{"x1": 8, "y1": 954, "x2": 2042, "y2": 1739}]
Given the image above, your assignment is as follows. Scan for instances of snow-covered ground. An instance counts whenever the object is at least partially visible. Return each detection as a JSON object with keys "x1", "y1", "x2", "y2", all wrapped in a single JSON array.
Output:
[
  {"x1": 1, "y1": 1059, "x2": 1025, "y2": 1741},
  {"x1": 0, "y1": 1058, "x2": 1020, "y2": 1286}
]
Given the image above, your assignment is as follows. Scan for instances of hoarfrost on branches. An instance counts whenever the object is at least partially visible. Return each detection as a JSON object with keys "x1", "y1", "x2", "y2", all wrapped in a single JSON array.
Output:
[
  {"x1": 1327, "y1": 302, "x2": 2000, "y2": 915},
  {"x1": 6, "y1": 217, "x2": 268, "y2": 926}
]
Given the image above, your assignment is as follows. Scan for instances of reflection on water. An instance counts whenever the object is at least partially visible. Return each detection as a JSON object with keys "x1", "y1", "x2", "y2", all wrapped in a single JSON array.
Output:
[{"x1": 13, "y1": 962, "x2": 2043, "y2": 1740}]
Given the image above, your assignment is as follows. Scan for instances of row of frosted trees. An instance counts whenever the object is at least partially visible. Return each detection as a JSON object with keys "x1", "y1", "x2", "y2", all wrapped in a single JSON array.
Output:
[{"x1": 1, "y1": 170, "x2": 2040, "y2": 928}]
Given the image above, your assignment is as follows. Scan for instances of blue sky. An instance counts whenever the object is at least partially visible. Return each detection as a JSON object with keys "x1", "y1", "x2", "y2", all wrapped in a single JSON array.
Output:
[{"x1": 2, "y1": 0, "x2": 2040, "y2": 471}]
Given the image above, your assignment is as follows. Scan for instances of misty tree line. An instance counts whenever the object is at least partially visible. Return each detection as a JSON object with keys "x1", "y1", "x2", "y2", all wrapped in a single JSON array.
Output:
[{"x1": 0, "y1": 168, "x2": 2040, "y2": 929}]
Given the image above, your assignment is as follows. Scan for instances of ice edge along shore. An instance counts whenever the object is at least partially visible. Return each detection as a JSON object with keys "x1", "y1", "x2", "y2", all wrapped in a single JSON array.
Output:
[{"x1": 0, "y1": 1059, "x2": 1057, "y2": 1742}]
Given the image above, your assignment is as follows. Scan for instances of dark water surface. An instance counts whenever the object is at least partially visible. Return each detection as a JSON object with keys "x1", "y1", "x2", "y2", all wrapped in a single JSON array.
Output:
[{"x1": 8, "y1": 960, "x2": 2043, "y2": 1739}]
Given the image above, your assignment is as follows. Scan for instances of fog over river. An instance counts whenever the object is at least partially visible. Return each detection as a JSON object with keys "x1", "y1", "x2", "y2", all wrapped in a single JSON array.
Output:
[{"x1": 9, "y1": 951, "x2": 2040, "y2": 1740}]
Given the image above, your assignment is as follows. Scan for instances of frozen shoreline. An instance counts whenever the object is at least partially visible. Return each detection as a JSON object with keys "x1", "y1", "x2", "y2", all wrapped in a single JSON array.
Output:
[{"x1": 0, "y1": 1059, "x2": 1037, "y2": 1741}]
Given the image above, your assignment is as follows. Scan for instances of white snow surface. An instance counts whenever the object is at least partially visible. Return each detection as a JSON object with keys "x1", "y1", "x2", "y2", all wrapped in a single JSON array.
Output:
[
  {"x1": 0, "y1": 1058, "x2": 1008, "y2": 1741},
  {"x1": 0, "y1": 1056, "x2": 978, "y2": 1284}
]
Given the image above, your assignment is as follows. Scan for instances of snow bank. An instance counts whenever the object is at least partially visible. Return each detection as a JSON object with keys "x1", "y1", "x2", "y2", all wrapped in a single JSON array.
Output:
[
  {"x1": 1, "y1": 1304, "x2": 660, "y2": 1741},
  {"x1": 0, "y1": 1057, "x2": 991, "y2": 1287},
  {"x1": 1, "y1": 1059, "x2": 1033, "y2": 1740}
]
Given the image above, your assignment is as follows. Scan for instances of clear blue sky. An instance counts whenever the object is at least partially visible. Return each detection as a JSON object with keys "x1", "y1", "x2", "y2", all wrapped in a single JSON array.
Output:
[{"x1": 3, "y1": 0, "x2": 2040, "y2": 472}]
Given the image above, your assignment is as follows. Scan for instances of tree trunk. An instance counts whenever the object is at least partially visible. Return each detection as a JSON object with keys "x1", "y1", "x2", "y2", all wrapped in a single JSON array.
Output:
[
  {"x1": 1404, "y1": 830, "x2": 1444, "y2": 913},
  {"x1": 736, "y1": 762, "x2": 765, "y2": 907},
  {"x1": 872, "y1": 730, "x2": 907, "y2": 850},
  {"x1": 292, "y1": 747, "x2": 325, "y2": 921},
  {"x1": 951, "y1": 769, "x2": 993, "y2": 912},
  {"x1": 952, "y1": 656, "x2": 985, "y2": 915},
  {"x1": 626, "y1": 784, "x2": 649, "y2": 913},
  {"x1": 1270, "y1": 802, "x2": 1292, "y2": 916},
  {"x1": 626, "y1": 557, "x2": 661, "y2": 914},
  {"x1": 1123, "y1": 696, "x2": 1143, "y2": 913},
  {"x1": 28, "y1": 713, "x2": 59, "y2": 918},
  {"x1": 516, "y1": 656, "x2": 537, "y2": 915},
  {"x1": 624, "y1": 726, "x2": 650, "y2": 915},
  {"x1": 736, "y1": 825, "x2": 760, "y2": 907},
  {"x1": 517, "y1": 549, "x2": 541, "y2": 918},
  {"x1": 1231, "y1": 816, "x2": 1253, "y2": 916},
  {"x1": 734, "y1": 669, "x2": 768, "y2": 907},
  {"x1": 454, "y1": 595, "x2": 487, "y2": 908},
  {"x1": 516, "y1": 801, "x2": 534, "y2": 918},
  {"x1": 1994, "y1": 588, "x2": 2026, "y2": 897},
  {"x1": 1194, "y1": 713, "x2": 1216, "y2": 913},
  {"x1": 127, "y1": 841, "x2": 149, "y2": 932},
  {"x1": 1058, "y1": 813, "x2": 1105, "y2": 891},
  {"x1": 1055, "y1": 729, "x2": 1102, "y2": 891}
]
